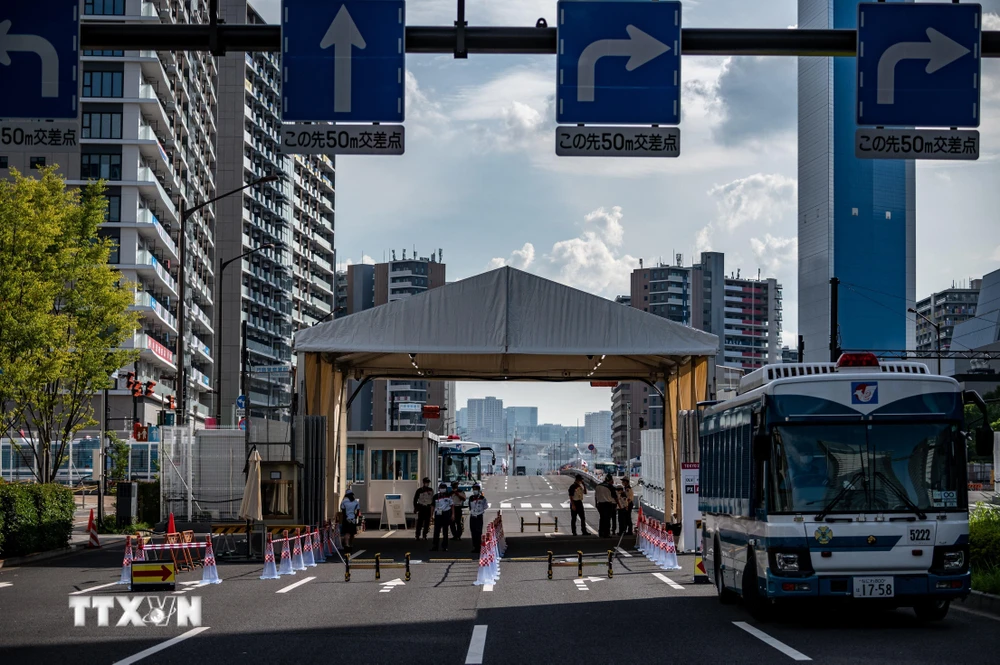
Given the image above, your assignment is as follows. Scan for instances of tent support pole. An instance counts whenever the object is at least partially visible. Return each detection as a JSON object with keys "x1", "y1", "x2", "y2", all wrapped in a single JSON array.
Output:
[{"x1": 345, "y1": 376, "x2": 373, "y2": 411}]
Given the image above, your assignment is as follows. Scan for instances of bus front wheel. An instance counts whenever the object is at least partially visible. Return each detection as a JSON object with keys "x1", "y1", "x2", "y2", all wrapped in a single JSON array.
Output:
[
  {"x1": 913, "y1": 599, "x2": 950, "y2": 622},
  {"x1": 714, "y1": 537, "x2": 738, "y2": 604},
  {"x1": 742, "y1": 557, "x2": 773, "y2": 621}
]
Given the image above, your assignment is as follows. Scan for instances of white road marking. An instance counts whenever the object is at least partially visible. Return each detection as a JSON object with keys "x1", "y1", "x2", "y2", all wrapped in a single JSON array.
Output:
[
  {"x1": 540, "y1": 503, "x2": 552, "y2": 508},
  {"x1": 615, "y1": 547, "x2": 632, "y2": 558},
  {"x1": 380, "y1": 531, "x2": 396, "y2": 538},
  {"x1": 69, "y1": 581, "x2": 118, "y2": 595},
  {"x1": 520, "y1": 503, "x2": 532, "y2": 508},
  {"x1": 350, "y1": 549, "x2": 366, "y2": 559},
  {"x1": 0, "y1": 582, "x2": 12, "y2": 589},
  {"x1": 465, "y1": 625, "x2": 489, "y2": 665},
  {"x1": 500, "y1": 503, "x2": 512, "y2": 509},
  {"x1": 276, "y1": 576, "x2": 316, "y2": 594},
  {"x1": 586, "y1": 524, "x2": 599, "y2": 535},
  {"x1": 954, "y1": 605, "x2": 1000, "y2": 622},
  {"x1": 653, "y1": 573, "x2": 684, "y2": 589},
  {"x1": 733, "y1": 622, "x2": 812, "y2": 661},
  {"x1": 483, "y1": 583, "x2": 494, "y2": 592},
  {"x1": 573, "y1": 579, "x2": 589, "y2": 591},
  {"x1": 561, "y1": 502, "x2": 570, "y2": 508},
  {"x1": 112, "y1": 627, "x2": 210, "y2": 665}
]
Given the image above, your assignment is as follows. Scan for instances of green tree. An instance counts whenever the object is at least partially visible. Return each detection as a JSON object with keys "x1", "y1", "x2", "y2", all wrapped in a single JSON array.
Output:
[
  {"x1": 106, "y1": 430, "x2": 131, "y2": 482},
  {"x1": 1, "y1": 167, "x2": 140, "y2": 483}
]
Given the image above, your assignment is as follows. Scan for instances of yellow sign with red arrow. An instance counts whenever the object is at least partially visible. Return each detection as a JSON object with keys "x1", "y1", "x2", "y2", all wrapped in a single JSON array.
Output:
[{"x1": 131, "y1": 562, "x2": 176, "y2": 591}]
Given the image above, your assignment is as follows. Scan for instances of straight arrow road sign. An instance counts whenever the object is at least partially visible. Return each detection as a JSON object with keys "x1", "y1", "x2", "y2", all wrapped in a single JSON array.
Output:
[{"x1": 321, "y1": 5, "x2": 366, "y2": 113}]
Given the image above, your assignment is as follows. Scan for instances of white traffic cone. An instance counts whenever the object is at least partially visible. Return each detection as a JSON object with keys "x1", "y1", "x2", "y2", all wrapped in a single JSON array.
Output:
[
  {"x1": 86, "y1": 509, "x2": 101, "y2": 549},
  {"x1": 490, "y1": 532, "x2": 500, "y2": 583},
  {"x1": 118, "y1": 536, "x2": 134, "y2": 585},
  {"x1": 201, "y1": 536, "x2": 222, "y2": 584},
  {"x1": 497, "y1": 518, "x2": 507, "y2": 556},
  {"x1": 663, "y1": 530, "x2": 681, "y2": 571},
  {"x1": 278, "y1": 530, "x2": 295, "y2": 576},
  {"x1": 302, "y1": 527, "x2": 317, "y2": 567},
  {"x1": 260, "y1": 534, "x2": 280, "y2": 580},
  {"x1": 291, "y1": 529, "x2": 306, "y2": 571},
  {"x1": 324, "y1": 524, "x2": 335, "y2": 558},
  {"x1": 312, "y1": 528, "x2": 326, "y2": 562},
  {"x1": 474, "y1": 534, "x2": 492, "y2": 586},
  {"x1": 333, "y1": 523, "x2": 343, "y2": 552},
  {"x1": 134, "y1": 536, "x2": 146, "y2": 562}
]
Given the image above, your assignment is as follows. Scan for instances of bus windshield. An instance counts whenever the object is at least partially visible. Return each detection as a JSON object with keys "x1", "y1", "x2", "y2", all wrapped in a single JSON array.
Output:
[
  {"x1": 768, "y1": 422, "x2": 964, "y2": 514},
  {"x1": 441, "y1": 453, "x2": 481, "y2": 484}
]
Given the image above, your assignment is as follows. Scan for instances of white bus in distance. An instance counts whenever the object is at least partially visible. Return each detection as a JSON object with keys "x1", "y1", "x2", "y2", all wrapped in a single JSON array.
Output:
[{"x1": 699, "y1": 352, "x2": 993, "y2": 621}]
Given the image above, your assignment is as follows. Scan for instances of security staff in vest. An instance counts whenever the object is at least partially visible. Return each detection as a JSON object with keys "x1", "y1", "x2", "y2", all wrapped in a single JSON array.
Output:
[
  {"x1": 431, "y1": 482, "x2": 454, "y2": 552},
  {"x1": 339, "y1": 489, "x2": 361, "y2": 555},
  {"x1": 450, "y1": 480, "x2": 467, "y2": 540},
  {"x1": 413, "y1": 477, "x2": 434, "y2": 540},
  {"x1": 468, "y1": 483, "x2": 488, "y2": 553}
]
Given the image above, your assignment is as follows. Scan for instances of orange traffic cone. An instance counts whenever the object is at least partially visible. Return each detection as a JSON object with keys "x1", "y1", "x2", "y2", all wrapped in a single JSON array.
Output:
[
  {"x1": 86, "y1": 509, "x2": 101, "y2": 549},
  {"x1": 167, "y1": 513, "x2": 177, "y2": 534}
]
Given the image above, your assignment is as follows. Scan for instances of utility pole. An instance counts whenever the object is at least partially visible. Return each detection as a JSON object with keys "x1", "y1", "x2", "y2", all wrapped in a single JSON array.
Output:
[
  {"x1": 829, "y1": 277, "x2": 841, "y2": 362},
  {"x1": 797, "y1": 334, "x2": 804, "y2": 363},
  {"x1": 908, "y1": 307, "x2": 943, "y2": 375},
  {"x1": 625, "y1": 400, "x2": 631, "y2": 467}
]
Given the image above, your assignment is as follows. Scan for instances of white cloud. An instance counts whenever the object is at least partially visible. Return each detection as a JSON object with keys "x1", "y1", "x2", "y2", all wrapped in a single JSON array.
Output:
[
  {"x1": 708, "y1": 173, "x2": 797, "y2": 232},
  {"x1": 984, "y1": 12, "x2": 1000, "y2": 31},
  {"x1": 991, "y1": 245, "x2": 1000, "y2": 262},
  {"x1": 750, "y1": 234, "x2": 798, "y2": 274},
  {"x1": 490, "y1": 206, "x2": 639, "y2": 297},
  {"x1": 336, "y1": 254, "x2": 375, "y2": 272}
]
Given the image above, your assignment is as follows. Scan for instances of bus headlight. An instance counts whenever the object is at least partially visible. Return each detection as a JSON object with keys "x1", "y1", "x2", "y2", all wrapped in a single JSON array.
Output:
[
  {"x1": 775, "y1": 553, "x2": 800, "y2": 572},
  {"x1": 942, "y1": 550, "x2": 965, "y2": 570}
]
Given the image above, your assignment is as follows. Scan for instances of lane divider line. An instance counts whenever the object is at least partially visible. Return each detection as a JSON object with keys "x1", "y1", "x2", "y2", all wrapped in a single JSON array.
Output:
[
  {"x1": 615, "y1": 547, "x2": 632, "y2": 558},
  {"x1": 112, "y1": 626, "x2": 210, "y2": 665},
  {"x1": 465, "y1": 625, "x2": 489, "y2": 665},
  {"x1": 351, "y1": 549, "x2": 367, "y2": 559},
  {"x1": 69, "y1": 581, "x2": 118, "y2": 595},
  {"x1": 380, "y1": 531, "x2": 396, "y2": 539},
  {"x1": 653, "y1": 573, "x2": 684, "y2": 589},
  {"x1": 276, "y1": 576, "x2": 316, "y2": 594},
  {"x1": 483, "y1": 584, "x2": 494, "y2": 592},
  {"x1": 733, "y1": 622, "x2": 811, "y2": 661}
]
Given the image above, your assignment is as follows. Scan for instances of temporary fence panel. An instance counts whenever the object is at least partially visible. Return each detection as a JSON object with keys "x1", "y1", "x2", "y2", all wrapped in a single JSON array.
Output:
[
  {"x1": 161, "y1": 426, "x2": 249, "y2": 521},
  {"x1": 640, "y1": 429, "x2": 665, "y2": 517}
]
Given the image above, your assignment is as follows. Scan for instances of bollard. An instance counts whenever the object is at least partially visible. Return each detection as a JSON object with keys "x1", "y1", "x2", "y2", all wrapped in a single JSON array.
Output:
[
  {"x1": 554, "y1": 516, "x2": 559, "y2": 532},
  {"x1": 607, "y1": 550, "x2": 614, "y2": 579},
  {"x1": 577, "y1": 550, "x2": 584, "y2": 578},
  {"x1": 520, "y1": 516, "x2": 525, "y2": 533},
  {"x1": 405, "y1": 552, "x2": 411, "y2": 582},
  {"x1": 547, "y1": 551, "x2": 553, "y2": 580},
  {"x1": 345, "y1": 553, "x2": 351, "y2": 582},
  {"x1": 375, "y1": 553, "x2": 381, "y2": 581},
  {"x1": 537, "y1": 516, "x2": 542, "y2": 531}
]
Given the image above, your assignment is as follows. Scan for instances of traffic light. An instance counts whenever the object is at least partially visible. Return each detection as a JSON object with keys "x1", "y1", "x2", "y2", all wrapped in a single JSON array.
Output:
[
  {"x1": 638, "y1": 417, "x2": 646, "y2": 429},
  {"x1": 168, "y1": 395, "x2": 176, "y2": 410},
  {"x1": 144, "y1": 380, "x2": 156, "y2": 398},
  {"x1": 131, "y1": 381, "x2": 143, "y2": 398},
  {"x1": 421, "y1": 404, "x2": 441, "y2": 419},
  {"x1": 125, "y1": 371, "x2": 136, "y2": 391}
]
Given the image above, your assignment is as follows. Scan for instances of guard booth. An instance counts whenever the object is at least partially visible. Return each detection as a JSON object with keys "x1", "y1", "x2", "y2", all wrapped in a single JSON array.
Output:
[{"x1": 344, "y1": 431, "x2": 440, "y2": 519}]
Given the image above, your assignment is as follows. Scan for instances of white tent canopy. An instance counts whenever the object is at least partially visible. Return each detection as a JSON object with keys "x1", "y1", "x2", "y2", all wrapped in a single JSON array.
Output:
[
  {"x1": 294, "y1": 267, "x2": 717, "y2": 380},
  {"x1": 293, "y1": 267, "x2": 718, "y2": 522}
]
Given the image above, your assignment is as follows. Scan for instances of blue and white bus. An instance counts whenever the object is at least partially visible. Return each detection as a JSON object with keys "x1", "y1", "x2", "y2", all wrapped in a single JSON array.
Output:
[
  {"x1": 438, "y1": 436, "x2": 495, "y2": 504},
  {"x1": 700, "y1": 352, "x2": 992, "y2": 621}
]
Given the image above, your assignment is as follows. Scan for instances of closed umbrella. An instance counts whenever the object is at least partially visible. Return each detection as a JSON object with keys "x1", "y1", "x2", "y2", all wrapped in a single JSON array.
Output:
[{"x1": 239, "y1": 449, "x2": 263, "y2": 522}]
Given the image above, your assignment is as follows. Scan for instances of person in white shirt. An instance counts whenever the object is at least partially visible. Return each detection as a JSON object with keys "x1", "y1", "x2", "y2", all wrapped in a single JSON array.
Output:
[
  {"x1": 431, "y1": 483, "x2": 453, "y2": 552},
  {"x1": 467, "y1": 483, "x2": 488, "y2": 553},
  {"x1": 339, "y1": 489, "x2": 361, "y2": 554}
]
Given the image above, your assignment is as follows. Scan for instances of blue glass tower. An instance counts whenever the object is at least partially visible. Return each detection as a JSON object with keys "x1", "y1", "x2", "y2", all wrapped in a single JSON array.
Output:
[{"x1": 798, "y1": 0, "x2": 916, "y2": 360}]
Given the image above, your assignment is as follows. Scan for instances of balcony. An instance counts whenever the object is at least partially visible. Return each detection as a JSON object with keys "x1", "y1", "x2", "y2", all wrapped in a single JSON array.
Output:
[
  {"x1": 189, "y1": 366, "x2": 211, "y2": 393},
  {"x1": 135, "y1": 207, "x2": 178, "y2": 260},
  {"x1": 131, "y1": 249, "x2": 178, "y2": 295},
  {"x1": 133, "y1": 291, "x2": 178, "y2": 332},
  {"x1": 136, "y1": 332, "x2": 176, "y2": 371},
  {"x1": 136, "y1": 165, "x2": 178, "y2": 222}
]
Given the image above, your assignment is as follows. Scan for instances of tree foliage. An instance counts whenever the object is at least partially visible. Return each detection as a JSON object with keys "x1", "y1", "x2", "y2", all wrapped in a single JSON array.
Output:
[{"x1": 0, "y1": 167, "x2": 140, "y2": 482}]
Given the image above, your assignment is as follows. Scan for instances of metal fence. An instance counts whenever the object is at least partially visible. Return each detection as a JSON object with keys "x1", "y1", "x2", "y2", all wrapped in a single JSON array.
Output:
[{"x1": 968, "y1": 462, "x2": 993, "y2": 485}]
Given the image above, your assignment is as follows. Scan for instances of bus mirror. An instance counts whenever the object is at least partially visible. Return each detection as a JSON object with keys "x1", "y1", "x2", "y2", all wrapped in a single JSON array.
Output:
[
  {"x1": 753, "y1": 434, "x2": 770, "y2": 463},
  {"x1": 975, "y1": 427, "x2": 994, "y2": 458}
]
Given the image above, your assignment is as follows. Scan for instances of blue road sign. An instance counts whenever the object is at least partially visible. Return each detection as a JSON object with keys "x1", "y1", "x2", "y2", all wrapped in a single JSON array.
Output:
[
  {"x1": 857, "y1": 2, "x2": 981, "y2": 128},
  {"x1": 282, "y1": 0, "x2": 405, "y2": 123},
  {"x1": 0, "y1": 1, "x2": 79, "y2": 119},
  {"x1": 236, "y1": 395, "x2": 246, "y2": 409},
  {"x1": 556, "y1": 0, "x2": 681, "y2": 126}
]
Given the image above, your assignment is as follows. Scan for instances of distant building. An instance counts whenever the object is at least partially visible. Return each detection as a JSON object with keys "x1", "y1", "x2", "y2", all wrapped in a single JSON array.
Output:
[
  {"x1": 611, "y1": 383, "x2": 640, "y2": 462},
  {"x1": 584, "y1": 410, "x2": 613, "y2": 458},
  {"x1": 615, "y1": 295, "x2": 631, "y2": 306},
  {"x1": 948, "y1": 269, "x2": 1000, "y2": 377},
  {"x1": 505, "y1": 406, "x2": 538, "y2": 431},
  {"x1": 468, "y1": 397, "x2": 505, "y2": 441},
  {"x1": 914, "y1": 279, "x2": 981, "y2": 353},
  {"x1": 456, "y1": 407, "x2": 468, "y2": 432},
  {"x1": 781, "y1": 346, "x2": 800, "y2": 363}
]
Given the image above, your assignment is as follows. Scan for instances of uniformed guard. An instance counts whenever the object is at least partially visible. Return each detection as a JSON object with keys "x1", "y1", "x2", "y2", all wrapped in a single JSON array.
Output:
[
  {"x1": 450, "y1": 480, "x2": 467, "y2": 540},
  {"x1": 413, "y1": 477, "x2": 434, "y2": 540},
  {"x1": 431, "y1": 483, "x2": 453, "y2": 552},
  {"x1": 468, "y1": 483, "x2": 488, "y2": 553}
]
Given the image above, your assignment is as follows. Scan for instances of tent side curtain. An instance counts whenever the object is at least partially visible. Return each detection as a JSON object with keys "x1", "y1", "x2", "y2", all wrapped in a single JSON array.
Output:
[
  {"x1": 303, "y1": 353, "x2": 346, "y2": 519},
  {"x1": 663, "y1": 357, "x2": 709, "y2": 521}
]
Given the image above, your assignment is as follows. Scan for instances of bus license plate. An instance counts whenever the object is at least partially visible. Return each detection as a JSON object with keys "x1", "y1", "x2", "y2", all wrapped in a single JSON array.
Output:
[{"x1": 853, "y1": 576, "x2": 894, "y2": 598}]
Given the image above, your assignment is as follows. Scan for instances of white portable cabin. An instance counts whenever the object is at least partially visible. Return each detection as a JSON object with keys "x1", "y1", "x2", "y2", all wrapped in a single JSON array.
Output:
[{"x1": 344, "y1": 431, "x2": 441, "y2": 517}]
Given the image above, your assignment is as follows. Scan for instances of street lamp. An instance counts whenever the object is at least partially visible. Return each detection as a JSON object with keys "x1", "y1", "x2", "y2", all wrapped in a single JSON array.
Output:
[
  {"x1": 907, "y1": 307, "x2": 942, "y2": 375},
  {"x1": 175, "y1": 174, "x2": 279, "y2": 425},
  {"x1": 213, "y1": 242, "x2": 277, "y2": 425}
]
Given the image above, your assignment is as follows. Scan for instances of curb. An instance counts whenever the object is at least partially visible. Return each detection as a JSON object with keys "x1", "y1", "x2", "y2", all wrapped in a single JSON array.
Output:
[
  {"x1": 956, "y1": 590, "x2": 1000, "y2": 617},
  {"x1": 0, "y1": 535, "x2": 129, "y2": 569}
]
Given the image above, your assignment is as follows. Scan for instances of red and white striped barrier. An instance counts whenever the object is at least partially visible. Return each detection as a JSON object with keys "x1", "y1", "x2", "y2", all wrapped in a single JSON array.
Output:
[{"x1": 119, "y1": 535, "x2": 225, "y2": 586}]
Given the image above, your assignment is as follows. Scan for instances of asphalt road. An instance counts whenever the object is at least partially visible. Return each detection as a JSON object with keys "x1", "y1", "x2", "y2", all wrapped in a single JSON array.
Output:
[{"x1": 2, "y1": 474, "x2": 999, "y2": 664}]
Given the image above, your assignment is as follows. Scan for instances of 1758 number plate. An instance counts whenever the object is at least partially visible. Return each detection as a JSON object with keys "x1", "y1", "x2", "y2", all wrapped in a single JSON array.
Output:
[{"x1": 853, "y1": 576, "x2": 894, "y2": 598}]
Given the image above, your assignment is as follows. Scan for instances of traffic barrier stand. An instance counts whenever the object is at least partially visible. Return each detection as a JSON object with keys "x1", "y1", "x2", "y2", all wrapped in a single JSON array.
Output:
[
  {"x1": 278, "y1": 529, "x2": 295, "y2": 576},
  {"x1": 520, "y1": 515, "x2": 559, "y2": 533},
  {"x1": 260, "y1": 534, "x2": 280, "y2": 580},
  {"x1": 134, "y1": 536, "x2": 146, "y2": 562},
  {"x1": 488, "y1": 528, "x2": 500, "y2": 583},
  {"x1": 86, "y1": 509, "x2": 100, "y2": 548},
  {"x1": 302, "y1": 527, "x2": 317, "y2": 567},
  {"x1": 494, "y1": 514, "x2": 507, "y2": 556},
  {"x1": 547, "y1": 549, "x2": 615, "y2": 579},
  {"x1": 474, "y1": 534, "x2": 494, "y2": 585},
  {"x1": 344, "y1": 552, "x2": 410, "y2": 582},
  {"x1": 312, "y1": 527, "x2": 326, "y2": 562},
  {"x1": 662, "y1": 530, "x2": 681, "y2": 571},
  {"x1": 332, "y1": 523, "x2": 343, "y2": 552},
  {"x1": 291, "y1": 528, "x2": 306, "y2": 571},
  {"x1": 118, "y1": 536, "x2": 134, "y2": 585},
  {"x1": 201, "y1": 536, "x2": 222, "y2": 584}
]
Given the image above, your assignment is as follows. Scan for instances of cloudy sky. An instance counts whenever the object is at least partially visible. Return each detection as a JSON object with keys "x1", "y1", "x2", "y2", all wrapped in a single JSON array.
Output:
[{"x1": 256, "y1": 0, "x2": 1000, "y2": 426}]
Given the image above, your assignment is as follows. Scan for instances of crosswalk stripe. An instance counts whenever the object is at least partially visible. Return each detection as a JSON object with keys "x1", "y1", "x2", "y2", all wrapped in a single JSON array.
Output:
[
  {"x1": 560, "y1": 502, "x2": 570, "y2": 508},
  {"x1": 500, "y1": 503, "x2": 512, "y2": 509},
  {"x1": 520, "y1": 503, "x2": 531, "y2": 508},
  {"x1": 540, "y1": 503, "x2": 552, "y2": 508}
]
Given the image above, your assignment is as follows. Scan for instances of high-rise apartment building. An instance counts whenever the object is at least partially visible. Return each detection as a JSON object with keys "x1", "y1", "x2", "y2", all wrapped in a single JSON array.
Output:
[
  {"x1": 611, "y1": 383, "x2": 640, "y2": 462},
  {"x1": 584, "y1": 411, "x2": 613, "y2": 458},
  {"x1": 467, "y1": 397, "x2": 505, "y2": 441},
  {"x1": 798, "y1": 0, "x2": 916, "y2": 361},
  {"x1": 505, "y1": 406, "x2": 538, "y2": 431},
  {"x1": 0, "y1": 0, "x2": 221, "y2": 436},
  {"x1": 214, "y1": 0, "x2": 336, "y2": 426},
  {"x1": 914, "y1": 280, "x2": 981, "y2": 353}
]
